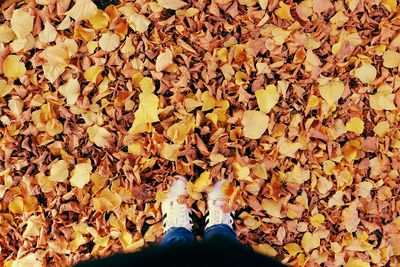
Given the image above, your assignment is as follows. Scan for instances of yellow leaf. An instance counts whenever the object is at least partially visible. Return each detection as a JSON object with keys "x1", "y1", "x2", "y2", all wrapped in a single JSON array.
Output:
[
  {"x1": 3, "y1": 55, "x2": 26, "y2": 79},
  {"x1": 38, "y1": 21, "x2": 57, "y2": 43},
  {"x1": 301, "y1": 232, "x2": 320, "y2": 253},
  {"x1": 328, "y1": 191, "x2": 345, "y2": 207},
  {"x1": 370, "y1": 92, "x2": 396, "y2": 110},
  {"x1": 127, "y1": 14, "x2": 151, "y2": 33},
  {"x1": 357, "y1": 181, "x2": 373, "y2": 198},
  {"x1": 233, "y1": 162, "x2": 252, "y2": 181},
  {"x1": 382, "y1": 0, "x2": 397, "y2": 12},
  {"x1": 346, "y1": 117, "x2": 364, "y2": 135},
  {"x1": 166, "y1": 116, "x2": 195, "y2": 144},
  {"x1": 128, "y1": 141, "x2": 143, "y2": 156},
  {"x1": 287, "y1": 164, "x2": 310, "y2": 184},
  {"x1": 193, "y1": 171, "x2": 211, "y2": 192},
  {"x1": 275, "y1": 2, "x2": 293, "y2": 20},
  {"x1": 277, "y1": 139, "x2": 302, "y2": 158},
  {"x1": 310, "y1": 213, "x2": 325, "y2": 227},
  {"x1": 284, "y1": 243, "x2": 303, "y2": 256},
  {"x1": 235, "y1": 71, "x2": 248, "y2": 85},
  {"x1": 346, "y1": 0, "x2": 360, "y2": 11},
  {"x1": 59, "y1": 78, "x2": 80, "y2": 105},
  {"x1": 373, "y1": 121, "x2": 390, "y2": 137},
  {"x1": 317, "y1": 176, "x2": 333, "y2": 194},
  {"x1": 271, "y1": 26, "x2": 291, "y2": 45},
  {"x1": 383, "y1": 50, "x2": 400, "y2": 68},
  {"x1": 345, "y1": 258, "x2": 370, "y2": 267},
  {"x1": 351, "y1": 62, "x2": 376, "y2": 84},
  {"x1": 341, "y1": 201, "x2": 360, "y2": 232},
  {"x1": 209, "y1": 153, "x2": 227, "y2": 166},
  {"x1": 255, "y1": 85, "x2": 280, "y2": 113},
  {"x1": 49, "y1": 160, "x2": 68, "y2": 182},
  {"x1": 91, "y1": 172, "x2": 108, "y2": 194},
  {"x1": 160, "y1": 143, "x2": 181, "y2": 161},
  {"x1": 201, "y1": 91, "x2": 216, "y2": 111},
  {"x1": 11, "y1": 9, "x2": 34, "y2": 38},
  {"x1": 158, "y1": 0, "x2": 187, "y2": 10},
  {"x1": 156, "y1": 49, "x2": 173, "y2": 72},
  {"x1": 323, "y1": 160, "x2": 336, "y2": 175},
  {"x1": 184, "y1": 98, "x2": 203, "y2": 112},
  {"x1": 121, "y1": 38, "x2": 136, "y2": 57},
  {"x1": 252, "y1": 243, "x2": 278, "y2": 257},
  {"x1": 9, "y1": 196, "x2": 37, "y2": 214},
  {"x1": 87, "y1": 125, "x2": 112, "y2": 148},
  {"x1": 70, "y1": 162, "x2": 92, "y2": 188},
  {"x1": 46, "y1": 118, "x2": 63, "y2": 136},
  {"x1": 11, "y1": 253, "x2": 42, "y2": 267},
  {"x1": 318, "y1": 77, "x2": 344, "y2": 105},
  {"x1": 139, "y1": 77, "x2": 155, "y2": 92},
  {"x1": 84, "y1": 65, "x2": 104, "y2": 83},
  {"x1": 93, "y1": 188, "x2": 122, "y2": 212},
  {"x1": 0, "y1": 25, "x2": 15, "y2": 43},
  {"x1": 89, "y1": 10, "x2": 109, "y2": 29},
  {"x1": 99, "y1": 32, "x2": 120, "y2": 52},
  {"x1": 262, "y1": 198, "x2": 282, "y2": 218},
  {"x1": 65, "y1": 0, "x2": 98, "y2": 21},
  {"x1": 242, "y1": 110, "x2": 269, "y2": 139},
  {"x1": 8, "y1": 98, "x2": 23, "y2": 116}
]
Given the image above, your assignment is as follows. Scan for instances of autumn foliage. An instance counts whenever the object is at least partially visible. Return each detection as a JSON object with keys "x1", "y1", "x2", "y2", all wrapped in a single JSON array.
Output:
[{"x1": 0, "y1": 0, "x2": 400, "y2": 266}]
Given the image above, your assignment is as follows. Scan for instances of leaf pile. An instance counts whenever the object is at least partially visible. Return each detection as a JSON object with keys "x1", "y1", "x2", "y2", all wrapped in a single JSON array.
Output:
[{"x1": 0, "y1": 0, "x2": 400, "y2": 266}]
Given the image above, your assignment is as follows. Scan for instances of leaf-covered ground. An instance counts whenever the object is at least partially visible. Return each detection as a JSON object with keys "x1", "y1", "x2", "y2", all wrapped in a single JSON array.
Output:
[{"x1": 1, "y1": 0, "x2": 400, "y2": 266}]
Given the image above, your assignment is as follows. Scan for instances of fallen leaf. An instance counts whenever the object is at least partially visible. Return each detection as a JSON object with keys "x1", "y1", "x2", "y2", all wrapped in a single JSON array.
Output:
[
  {"x1": 156, "y1": 49, "x2": 173, "y2": 72},
  {"x1": 193, "y1": 171, "x2": 211, "y2": 192},
  {"x1": 3, "y1": 55, "x2": 26, "y2": 79},
  {"x1": 158, "y1": 0, "x2": 187, "y2": 10},
  {"x1": 255, "y1": 85, "x2": 280, "y2": 113},
  {"x1": 70, "y1": 162, "x2": 92, "y2": 188},
  {"x1": 65, "y1": 0, "x2": 98, "y2": 21},
  {"x1": 11, "y1": 9, "x2": 34, "y2": 38},
  {"x1": 242, "y1": 110, "x2": 269, "y2": 139},
  {"x1": 99, "y1": 32, "x2": 120, "y2": 52},
  {"x1": 346, "y1": 117, "x2": 364, "y2": 135},
  {"x1": 87, "y1": 125, "x2": 112, "y2": 148}
]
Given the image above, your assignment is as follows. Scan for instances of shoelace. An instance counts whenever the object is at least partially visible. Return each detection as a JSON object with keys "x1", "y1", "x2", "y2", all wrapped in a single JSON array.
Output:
[
  {"x1": 206, "y1": 199, "x2": 234, "y2": 227},
  {"x1": 163, "y1": 200, "x2": 193, "y2": 231}
]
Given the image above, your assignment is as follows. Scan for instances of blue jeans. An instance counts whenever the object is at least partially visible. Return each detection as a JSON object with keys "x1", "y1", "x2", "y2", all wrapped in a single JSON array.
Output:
[{"x1": 160, "y1": 224, "x2": 238, "y2": 247}]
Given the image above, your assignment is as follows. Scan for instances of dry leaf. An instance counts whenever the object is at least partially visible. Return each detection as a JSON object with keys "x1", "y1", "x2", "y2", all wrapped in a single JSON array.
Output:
[
  {"x1": 65, "y1": 0, "x2": 98, "y2": 21},
  {"x1": 99, "y1": 32, "x2": 120, "y2": 52},
  {"x1": 156, "y1": 49, "x2": 173, "y2": 72},
  {"x1": 87, "y1": 125, "x2": 112, "y2": 148},
  {"x1": 193, "y1": 171, "x2": 211, "y2": 192},
  {"x1": 242, "y1": 110, "x2": 269, "y2": 139},
  {"x1": 70, "y1": 162, "x2": 92, "y2": 188},
  {"x1": 158, "y1": 0, "x2": 187, "y2": 10},
  {"x1": 318, "y1": 77, "x2": 344, "y2": 105},
  {"x1": 3, "y1": 55, "x2": 26, "y2": 79},
  {"x1": 11, "y1": 9, "x2": 34, "y2": 38},
  {"x1": 255, "y1": 85, "x2": 280, "y2": 113},
  {"x1": 346, "y1": 117, "x2": 364, "y2": 135}
]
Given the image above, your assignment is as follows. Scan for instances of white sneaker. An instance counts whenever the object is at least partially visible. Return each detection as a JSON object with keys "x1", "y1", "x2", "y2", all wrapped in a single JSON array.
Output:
[
  {"x1": 205, "y1": 179, "x2": 234, "y2": 229},
  {"x1": 161, "y1": 175, "x2": 193, "y2": 232}
]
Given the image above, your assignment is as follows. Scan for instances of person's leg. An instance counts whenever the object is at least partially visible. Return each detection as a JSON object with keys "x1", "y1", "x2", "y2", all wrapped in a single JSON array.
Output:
[
  {"x1": 160, "y1": 227, "x2": 196, "y2": 247},
  {"x1": 160, "y1": 175, "x2": 194, "y2": 246},
  {"x1": 204, "y1": 179, "x2": 239, "y2": 243},
  {"x1": 203, "y1": 223, "x2": 238, "y2": 242}
]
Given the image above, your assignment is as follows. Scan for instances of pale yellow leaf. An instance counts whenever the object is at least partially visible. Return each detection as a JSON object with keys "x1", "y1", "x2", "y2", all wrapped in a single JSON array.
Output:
[
  {"x1": 87, "y1": 125, "x2": 112, "y2": 148},
  {"x1": 99, "y1": 32, "x2": 120, "y2": 52},
  {"x1": 65, "y1": 0, "x2": 98, "y2": 21},
  {"x1": 127, "y1": 14, "x2": 151, "y2": 33},
  {"x1": 383, "y1": 50, "x2": 400, "y2": 68},
  {"x1": 70, "y1": 162, "x2": 92, "y2": 188},
  {"x1": 318, "y1": 77, "x2": 344, "y2": 105},
  {"x1": 351, "y1": 62, "x2": 376, "y2": 84},
  {"x1": 11, "y1": 9, "x2": 34, "y2": 38},
  {"x1": 341, "y1": 201, "x2": 360, "y2": 232},
  {"x1": 156, "y1": 49, "x2": 173, "y2": 72},
  {"x1": 256, "y1": 85, "x2": 280, "y2": 113},
  {"x1": 345, "y1": 117, "x2": 364, "y2": 135},
  {"x1": 242, "y1": 110, "x2": 269, "y2": 139},
  {"x1": 193, "y1": 171, "x2": 211, "y2": 192},
  {"x1": 3, "y1": 55, "x2": 26, "y2": 79},
  {"x1": 301, "y1": 232, "x2": 320, "y2": 253},
  {"x1": 38, "y1": 21, "x2": 57, "y2": 43},
  {"x1": 49, "y1": 160, "x2": 69, "y2": 182},
  {"x1": 158, "y1": 0, "x2": 187, "y2": 10},
  {"x1": 59, "y1": 78, "x2": 80, "y2": 105}
]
